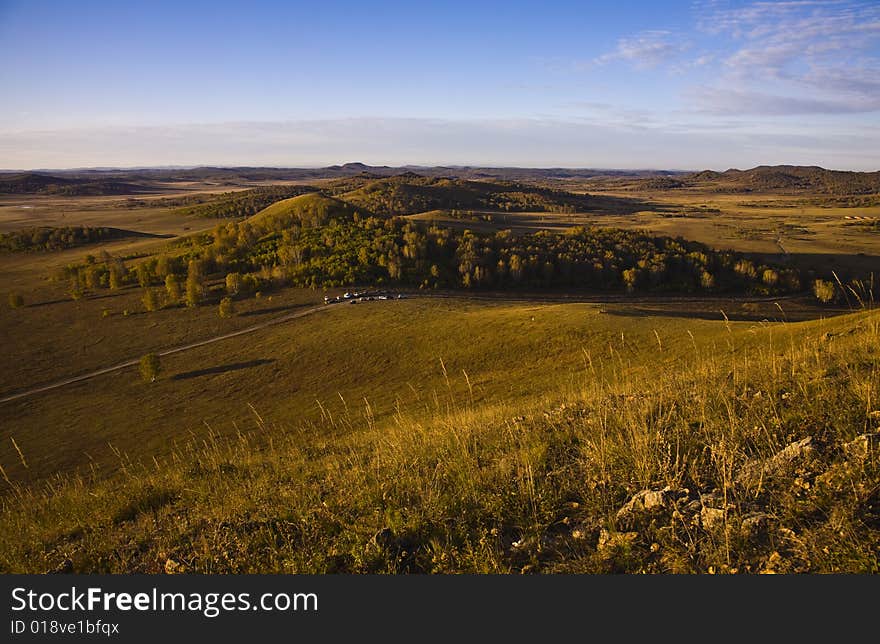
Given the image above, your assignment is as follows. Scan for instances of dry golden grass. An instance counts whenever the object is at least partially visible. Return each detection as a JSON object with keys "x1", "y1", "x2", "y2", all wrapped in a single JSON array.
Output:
[{"x1": 1, "y1": 306, "x2": 876, "y2": 573}]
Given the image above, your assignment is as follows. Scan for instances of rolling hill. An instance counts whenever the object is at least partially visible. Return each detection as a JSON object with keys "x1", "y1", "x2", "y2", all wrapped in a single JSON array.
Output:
[
  {"x1": 683, "y1": 166, "x2": 880, "y2": 195},
  {"x1": 0, "y1": 172, "x2": 151, "y2": 196},
  {"x1": 248, "y1": 192, "x2": 362, "y2": 230},
  {"x1": 337, "y1": 173, "x2": 595, "y2": 216}
]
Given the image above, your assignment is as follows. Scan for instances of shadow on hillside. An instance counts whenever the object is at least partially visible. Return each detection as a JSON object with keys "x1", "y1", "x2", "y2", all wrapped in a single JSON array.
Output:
[
  {"x1": 740, "y1": 251, "x2": 880, "y2": 279},
  {"x1": 172, "y1": 359, "x2": 276, "y2": 381},
  {"x1": 26, "y1": 291, "x2": 126, "y2": 308},
  {"x1": 100, "y1": 227, "x2": 175, "y2": 239},
  {"x1": 602, "y1": 302, "x2": 851, "y2": 322},
  {"x1": 603, "y1": 306, "x2": 783, "y2": 322}
]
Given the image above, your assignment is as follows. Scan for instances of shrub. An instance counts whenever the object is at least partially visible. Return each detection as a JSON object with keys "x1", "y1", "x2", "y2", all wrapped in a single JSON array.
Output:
[
  {"x1": 218, "y1": 297, "x2": 235, "y2": 319},
  {"x1": 139, "y1": 353, "x2": 161, "y2": 383},
  {"x1": 813, "y1": 279, "x2": 836, "y2": 304}
]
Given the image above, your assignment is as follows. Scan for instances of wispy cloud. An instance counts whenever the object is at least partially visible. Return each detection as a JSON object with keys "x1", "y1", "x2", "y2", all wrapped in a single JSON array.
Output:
[
  {"x1": 593, "y1": 31, "x2": 689, "y2": 70},
  {"x1": 690, "y1": 87, "x2": 880, "y2": 115},
  {"x1": 688, "y1": 0, "x2": 880, "y2": 115},
  {"x1": 712, "y1": 2, "x2": 880, "y2": 68}
]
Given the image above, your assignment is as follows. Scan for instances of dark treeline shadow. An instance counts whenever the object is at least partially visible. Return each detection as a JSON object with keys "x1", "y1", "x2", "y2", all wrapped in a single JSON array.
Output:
[
  {"x1": 603, "y1": 301, "x2": 851, "y2": 322},
  {"x1": 740, "y1": 251, "x2": 880, "y2": 279}
]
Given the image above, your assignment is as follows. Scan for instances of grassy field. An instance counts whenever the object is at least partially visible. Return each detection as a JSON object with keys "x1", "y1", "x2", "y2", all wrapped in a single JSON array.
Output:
[
  {"x1": 0, "y1": 302, "x2": 876, "y2": 573},
  {"x1": 1, "y1": 294, "x2": 762, "y2": 484}
]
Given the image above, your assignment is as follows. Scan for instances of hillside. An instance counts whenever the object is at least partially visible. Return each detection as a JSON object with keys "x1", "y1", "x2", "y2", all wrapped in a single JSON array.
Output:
[
  {"x1": 248, "y1": 192, "x2": 362, "y2": 230},
  {"x1": 0, "y1": 172, "x2": 151, "y2": 195},
  {"x1": 0, "y1": 303, "x2": 876, "y2": 573},
  {"x1": 338, "y1": 173, "x2": 594, "y2": 216},
  {"x1": 684, "y1": 166, "x2": 880, "y2": 195}
]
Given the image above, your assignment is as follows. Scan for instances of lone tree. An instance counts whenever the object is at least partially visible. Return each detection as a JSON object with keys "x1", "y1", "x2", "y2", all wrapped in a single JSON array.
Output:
[
  {"x1": 225, "y1": 272, "x2": 242, "y2": 296},
  {"x1": 108, "y1": 262, "x2": 125, "y2": 290},
  {"x1": 185, "y1": 259, "x2": 205, "y2": 308},
  {"x1": 139, "y1": 353, "x2": 161, "y2": 383},
  {"x1": 142, "y1": 288, "x2": 160, "y2": 312},
  {"x1": 136, "y1": 262, "x2": 153, "y2": 288},
  {"x1": 68, "y1": 277, "x2": 84, "y2": 301},
  {"x1": 165, "y1": 274, "x2": 181, "y2": 302},
  {"x1": 813, "y1": 279, "x2": 836, "y2": 304},
  {"x1": 218, "y1": 296, "x2": 235, "y2": 318}
]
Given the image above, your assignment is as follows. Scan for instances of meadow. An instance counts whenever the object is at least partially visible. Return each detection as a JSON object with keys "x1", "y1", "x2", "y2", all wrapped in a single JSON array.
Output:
[{"x1": 1, "y1": 301, "x2": 876, "y2": 573}]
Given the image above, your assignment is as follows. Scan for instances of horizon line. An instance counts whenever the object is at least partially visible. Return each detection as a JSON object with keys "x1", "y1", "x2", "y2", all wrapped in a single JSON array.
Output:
[{"x1": 2, "y1": 162, "x2": 874, "y2": 174}]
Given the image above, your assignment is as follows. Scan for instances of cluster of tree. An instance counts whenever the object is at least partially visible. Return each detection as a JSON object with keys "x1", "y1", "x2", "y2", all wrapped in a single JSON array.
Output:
[
  {"x1": 59, "y1": 250, "x2": 179, "y2": 300},
  {"x1": 809, "y1": 195, "x2": 880, "y2": 208},
  {"x1": 173, "y1": 185, "x2": 317, "y2": 219},
  {"x1": 178, "y1": 215, "x2": 801, "y2": 295},
  {"x1": 72, "y1": 216, "x2": 875, "y2": 316},
  {"x1": 62, "y1": 246, "x2": 251, "y2": 318},
  {"x1": 0, "y1": 226, "x2": 132, "y2": 252},
  {"x1": 811, "y1": 277, "x2": 875, "y2": 307},
  {"x1": 118, "y1": 194, "x2": 221, "y2": 209}
]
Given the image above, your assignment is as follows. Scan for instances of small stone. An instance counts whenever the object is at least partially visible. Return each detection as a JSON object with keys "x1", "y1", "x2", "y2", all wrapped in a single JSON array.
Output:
[
  {"x1": 843, "y1": 433, "x2": 879, "y2": 462},
  {"x1": 740, "y1": 512, "x2": 773, "y2": 537},
  {"x1": 597, "y1": 528, "x2": 638, "y2": 553},
  {"x1": 761, "y1": 551, "x2": 784, "y2": 574},
  {"x1": 736, "y1": 437, "x2": 817, "y2": 488},
  {"x1": 616, "y1": 486, "x2": 677, "y2": 522},
  {"x1": 701, "y1": 507, "x2": 726, "y2": 530},
  {"x1": 773, "y1": 437, "x2": 816, "y2": 466}
]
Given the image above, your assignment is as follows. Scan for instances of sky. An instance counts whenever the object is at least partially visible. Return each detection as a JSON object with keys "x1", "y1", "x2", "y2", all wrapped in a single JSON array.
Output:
[{"x1": 0, "y1": 0, "x2": 878, "y2": 170}]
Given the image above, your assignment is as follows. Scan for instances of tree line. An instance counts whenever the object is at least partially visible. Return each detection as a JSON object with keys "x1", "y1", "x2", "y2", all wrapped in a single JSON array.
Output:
[
  {"x1": 180, "y1": 216, "x2": 802, "y2": 295},
  {"x1": 57, "y1": 217, "x2": 868, "y2": 317},
  {"x1": 0, "y1": 226, "x2": 131, "y2": 252}
]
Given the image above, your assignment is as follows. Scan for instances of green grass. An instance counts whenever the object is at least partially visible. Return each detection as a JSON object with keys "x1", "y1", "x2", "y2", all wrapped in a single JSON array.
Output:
[
  {"x1": 1, "y1": 302, "x2": 877, "y2": 573},
  {"x1": 2, "y1": 295, "x2": 727, "y2": 484}
]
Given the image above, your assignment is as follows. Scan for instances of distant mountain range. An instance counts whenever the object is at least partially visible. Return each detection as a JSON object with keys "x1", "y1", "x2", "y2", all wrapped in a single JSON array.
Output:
[{"x1": 1, "y1": 164, "x2": 878, "y2": 196}]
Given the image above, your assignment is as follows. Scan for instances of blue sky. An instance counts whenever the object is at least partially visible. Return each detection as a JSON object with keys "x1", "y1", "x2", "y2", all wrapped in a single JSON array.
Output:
[{"x1": 1, "y1": 0, "x2": 878, "y2": 169}]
